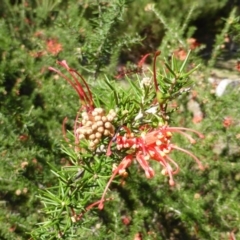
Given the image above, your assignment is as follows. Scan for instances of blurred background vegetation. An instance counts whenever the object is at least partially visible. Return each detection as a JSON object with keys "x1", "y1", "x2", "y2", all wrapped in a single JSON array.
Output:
[{"x1": 1, "y1": 0, "x2": 240, "y2": 239}]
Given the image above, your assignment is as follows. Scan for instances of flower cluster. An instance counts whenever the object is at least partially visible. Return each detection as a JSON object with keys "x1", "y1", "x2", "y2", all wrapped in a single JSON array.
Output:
[
  {"x1": 46, "y1": 38, "x2": 63, "y2": 55},
  {"x1": 98, "y1": 125, "x2": 204, "y2": 209},
  {"x1": 49, "y1": 54, "x2": 205, "y2": 213},
  {"x1": 76, "y1": 108, "x2": 116, "y2": 150},
  {"x1": 49, "y1": 60, "x2": 96, "y2": 150}
]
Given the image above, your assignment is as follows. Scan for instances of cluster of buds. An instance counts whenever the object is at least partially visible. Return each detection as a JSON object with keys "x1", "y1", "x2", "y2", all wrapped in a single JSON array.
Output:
[{"x1": 76, "y1": 108, "x2": 116, "y2": 150}]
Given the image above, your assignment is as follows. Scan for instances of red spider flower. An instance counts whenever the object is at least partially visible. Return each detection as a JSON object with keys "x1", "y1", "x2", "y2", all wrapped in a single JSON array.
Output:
[
  {"x1": 49, "y1": 60, "x2": 95, "y2": 147},
  {"x1": 173, "y1": 39, "x2": 200, "y2": 61},
  {"x1": 121, "y1": 215, "x2": 131, "y2": 225},
  {"x1": 187, "y1": 38, "x2": 201, "y2": 50},
  {"x1": 49, "y1": 60, "x2": 94, "y2": 110},
  {"x1": 46, "y1": 38, "x2": 63, "y2": 55},
  {"x1": 236, "y1": 61, "x2": 240, "y2": 72},
  {"x1": 49, "y1": 61, "x2": 116, "y2": 151},
  {"x1": 223, "y1": 116, "x2": 233, "y2": 128},
  {"x1": 173, "y1": 48, "x2": 188, "y2": 61},
  {"x1": 133, "y1": 232, "x2": 143, "y2": 240},
  {"x1": 98, "y1": 125, "x2": 204, "y2": 209}
]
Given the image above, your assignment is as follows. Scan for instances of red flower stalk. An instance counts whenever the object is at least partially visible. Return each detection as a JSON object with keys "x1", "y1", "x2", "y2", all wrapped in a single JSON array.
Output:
[
  {"x1": 138, "y1": 53, "x2": 151, "y2": 68},
  {"x1": 72, "y1": 198, "x2": 113, "y2": 222},
  {"x1": 49, "y1": 60, "x2": 95, "y2": 147},
  {"x1": 98, "y1": 124, "x2": 204, "y2": 209},
  {"x1": 115, "y1": 53, "x2": 151, "y2": 79},
  {"x1": 49, "y1": 60, "x2": 94, "y2": 110},
  {"x1": 49, "y1": 61, "x2": 116, "y2": 151}
]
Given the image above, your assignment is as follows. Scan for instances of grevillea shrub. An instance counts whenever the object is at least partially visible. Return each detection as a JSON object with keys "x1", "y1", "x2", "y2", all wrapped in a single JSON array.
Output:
[{"x1": 31, "y1": 52, "x2": 211, "y2": 239}]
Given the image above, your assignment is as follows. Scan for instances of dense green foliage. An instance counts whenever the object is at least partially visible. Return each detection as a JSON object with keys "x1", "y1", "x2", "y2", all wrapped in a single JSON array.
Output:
[{"x1": 0, "y1": 0, "x2": 240, "y2": 239}]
